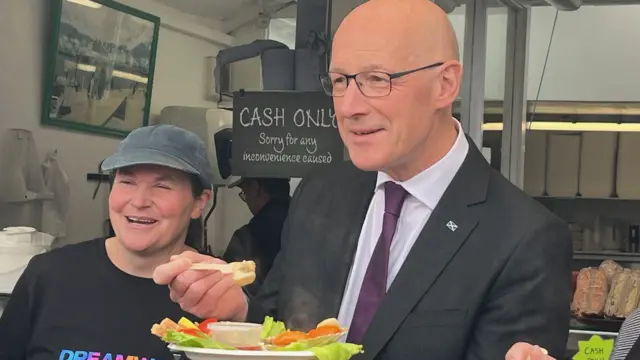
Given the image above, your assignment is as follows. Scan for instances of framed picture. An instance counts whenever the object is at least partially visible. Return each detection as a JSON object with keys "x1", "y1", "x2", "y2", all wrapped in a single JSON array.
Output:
[{"x1": 42, "y1": 0, "x2": 160, "y2": 137}]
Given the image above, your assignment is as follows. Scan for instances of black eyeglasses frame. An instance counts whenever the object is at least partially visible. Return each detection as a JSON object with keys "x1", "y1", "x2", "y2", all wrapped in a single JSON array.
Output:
[{"x1": 320, "y1": 61, "x2": 445, "y2": 97}]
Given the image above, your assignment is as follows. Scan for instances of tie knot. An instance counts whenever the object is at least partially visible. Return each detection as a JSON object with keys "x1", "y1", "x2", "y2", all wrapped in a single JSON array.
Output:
[{"x1": 384, "y1": 181, "x2": 407, "y2": 217}]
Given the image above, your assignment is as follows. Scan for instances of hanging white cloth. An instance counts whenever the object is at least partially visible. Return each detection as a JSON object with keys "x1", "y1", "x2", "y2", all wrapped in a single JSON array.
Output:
[
  {"x1": 0, "y1": 129, "x2": 52, "y2": 230},
  {"x1": 41, "y1": 149, "x2": 70, "y2": 239},
  {"x1": 0, "y1": 129, "x2": 47, "y2": 202}
]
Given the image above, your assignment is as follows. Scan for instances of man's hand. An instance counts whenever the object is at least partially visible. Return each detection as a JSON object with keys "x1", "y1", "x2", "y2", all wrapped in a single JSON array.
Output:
[
  {"x1": 153, "y1": 251, "x2": 249, "y2": 321},
  {"x1": 506, "y1": 343, "x2": 554, "y2": 360}
]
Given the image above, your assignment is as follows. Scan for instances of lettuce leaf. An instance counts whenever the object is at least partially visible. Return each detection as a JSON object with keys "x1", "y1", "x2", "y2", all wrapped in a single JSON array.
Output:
[
  {"x1": 274, "y1": 341, "x2": 363, "y2": 360},
  {"x1": 260, "y1": 316, "x2": 287, "y2": 339},
  {"x1": 262, "y1": 316, "x2": 363, "y2": 359},
  {"x1": 310, "y1": 343, "x2": 364, "y2": 360},
  {"x1": 162, "y1": 330, "x2": 236, "y2": 350}
]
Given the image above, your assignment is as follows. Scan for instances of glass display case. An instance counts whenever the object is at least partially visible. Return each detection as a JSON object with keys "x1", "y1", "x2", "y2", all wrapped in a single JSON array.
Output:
[
  {"x1": 0, "y1": 294, "x2": 9, "y2": 318},
  {"x1": 453, "y1": 1, "x2": 640, "y2": 349},
  {"x1": 457, "y1": 98, "x2": 640, "y2": 357},
  {"x1": 566, "y1": 329, "x2": 618, "y2": 360}
]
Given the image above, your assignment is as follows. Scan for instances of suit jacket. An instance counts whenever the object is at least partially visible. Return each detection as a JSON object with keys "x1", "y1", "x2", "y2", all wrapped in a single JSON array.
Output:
[{"x1": 248, "y1": 140, "x2": 573, "y2": 360}]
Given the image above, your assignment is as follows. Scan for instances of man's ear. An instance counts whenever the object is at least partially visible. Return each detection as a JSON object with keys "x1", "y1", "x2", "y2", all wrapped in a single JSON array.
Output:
[{"x1": 435, "y1": 60, "x2": 463, "y2": 108}]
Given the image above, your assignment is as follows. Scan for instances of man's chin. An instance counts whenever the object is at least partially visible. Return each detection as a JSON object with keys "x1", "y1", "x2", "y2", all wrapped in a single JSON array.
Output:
[{"x1": 349, "y1": 154, "x2": 387, "y2": 172}]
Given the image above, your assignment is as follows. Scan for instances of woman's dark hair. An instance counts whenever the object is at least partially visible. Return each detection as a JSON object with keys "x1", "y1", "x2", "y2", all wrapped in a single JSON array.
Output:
[{"x1": 185, "y1": 174, "x2": 206, "y2": 251}]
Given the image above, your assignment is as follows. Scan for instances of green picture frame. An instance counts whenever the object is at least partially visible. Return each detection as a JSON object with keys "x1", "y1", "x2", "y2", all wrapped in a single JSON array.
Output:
[{"x1": 42, "y1": 0, "x2": 160, "y2": 138}]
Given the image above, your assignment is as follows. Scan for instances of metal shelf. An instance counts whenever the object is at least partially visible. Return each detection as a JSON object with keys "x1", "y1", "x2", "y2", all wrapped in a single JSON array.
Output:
[
  {"x1": 453, "y1": 100, "x2": 640, "y2": 116},
  {"x1": 570, "y1": 329, "x2": 618, "y2": 337},
  {"x1": 573, "y1": 251, "x2": 640, "y2": 262}
]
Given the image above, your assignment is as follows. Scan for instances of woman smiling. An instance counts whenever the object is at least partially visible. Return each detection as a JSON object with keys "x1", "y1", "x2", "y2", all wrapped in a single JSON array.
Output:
[{"x1": 0, "y1": 125, "x2": 228, "y2": 360}]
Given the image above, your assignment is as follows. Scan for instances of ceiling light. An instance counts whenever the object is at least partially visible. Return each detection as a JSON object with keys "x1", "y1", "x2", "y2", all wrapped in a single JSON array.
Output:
[
  {"x1": 544, "y1": 0, "x2": 582, "y2": 11},
  {"x1": 482, "y1": 121, "x2": 640, "y2": 132}
]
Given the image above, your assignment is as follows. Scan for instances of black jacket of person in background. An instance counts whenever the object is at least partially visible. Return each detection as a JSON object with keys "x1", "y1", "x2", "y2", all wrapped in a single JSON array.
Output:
[{"x1": 223, "y1": 178, "x2": 291, "y2": 296}]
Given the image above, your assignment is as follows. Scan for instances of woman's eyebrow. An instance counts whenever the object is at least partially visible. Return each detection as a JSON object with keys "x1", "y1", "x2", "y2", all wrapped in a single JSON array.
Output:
[{"x1": 155, "y1": 174, "x2": 179, "y2": 183}]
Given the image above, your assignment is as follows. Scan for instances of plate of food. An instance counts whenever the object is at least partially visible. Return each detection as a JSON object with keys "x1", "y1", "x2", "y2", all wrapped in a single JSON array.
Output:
[
  {"x1": 151, "y1": 259, "x2": 362, "y2": 359},
  {"x1": 152, "y1": 316, "x2": 363, "y2": 360}
]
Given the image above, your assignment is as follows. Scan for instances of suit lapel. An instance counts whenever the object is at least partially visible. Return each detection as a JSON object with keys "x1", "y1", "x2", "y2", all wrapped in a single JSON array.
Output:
[
  {"x1": 323, "y1": 169, "x2": 377, "y2": 319},
  {"x1": 358, "y1": 144, "x2": 490, "y2": 360}
]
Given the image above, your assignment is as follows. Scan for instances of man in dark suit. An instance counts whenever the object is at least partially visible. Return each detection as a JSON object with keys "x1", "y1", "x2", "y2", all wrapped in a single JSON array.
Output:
[{"x1": 153, "y1": 0, "x2": 573, "y2": 359}]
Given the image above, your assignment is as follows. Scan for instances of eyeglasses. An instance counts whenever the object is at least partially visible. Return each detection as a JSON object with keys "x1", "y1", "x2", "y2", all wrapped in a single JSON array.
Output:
[{"x1": 319, "y1": 61, "x2": 444, "y2": 98}]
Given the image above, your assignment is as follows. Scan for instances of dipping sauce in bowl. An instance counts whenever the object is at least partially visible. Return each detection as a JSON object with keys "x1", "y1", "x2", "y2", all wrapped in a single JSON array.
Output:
[{"x1": 208, "y1": 322, "x2": 263, "y2": 350}]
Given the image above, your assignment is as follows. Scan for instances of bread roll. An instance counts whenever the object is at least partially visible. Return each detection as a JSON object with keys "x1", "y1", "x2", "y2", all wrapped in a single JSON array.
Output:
[
  {"x1": 599, "y1": 260, "x2": 623, "y2": 285},
  {"x1": 573, "y1": 267, "x2": 608, "y2": 316},
  {"x1": 604, "y1": 269, "x2": 631, "y2": 317},
  {"x1": 622, "y1": 270, "x2": 640, "y2": 317}
]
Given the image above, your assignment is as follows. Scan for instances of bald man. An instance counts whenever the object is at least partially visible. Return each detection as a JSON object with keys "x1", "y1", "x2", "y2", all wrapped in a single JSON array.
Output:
[{"x1": 153, "y1": 1, "x2": 573, "y2": 359}]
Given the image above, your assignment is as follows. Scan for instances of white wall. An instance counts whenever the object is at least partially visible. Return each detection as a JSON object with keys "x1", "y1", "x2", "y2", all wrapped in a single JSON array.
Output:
[
  {"x1": 449, "y1": 5, "x2": 640, "y2": 102},
  {"x1": 0, "y1": 0, "x2": 261, "y2": 251}
]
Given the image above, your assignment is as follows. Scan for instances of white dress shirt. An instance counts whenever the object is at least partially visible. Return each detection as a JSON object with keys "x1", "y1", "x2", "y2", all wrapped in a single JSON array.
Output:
[{"x1": 337, "y1": 118, "x2": 470, "y2": 331}]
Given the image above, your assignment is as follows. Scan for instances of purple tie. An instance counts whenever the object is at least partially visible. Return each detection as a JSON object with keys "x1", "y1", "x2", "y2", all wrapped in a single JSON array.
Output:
[{"x1": 347, "y1": 181, "x2": 408, "y2": 343}]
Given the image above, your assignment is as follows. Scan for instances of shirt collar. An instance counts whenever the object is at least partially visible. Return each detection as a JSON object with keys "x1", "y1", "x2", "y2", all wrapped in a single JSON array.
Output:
[{"x1": 376, "y1": 118, "x2": 469, "y2": 210}]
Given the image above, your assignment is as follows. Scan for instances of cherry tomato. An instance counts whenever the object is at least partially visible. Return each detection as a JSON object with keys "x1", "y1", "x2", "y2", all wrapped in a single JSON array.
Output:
[{"x1": 198, "y1": 318, "x2": 218, "y2": 333}]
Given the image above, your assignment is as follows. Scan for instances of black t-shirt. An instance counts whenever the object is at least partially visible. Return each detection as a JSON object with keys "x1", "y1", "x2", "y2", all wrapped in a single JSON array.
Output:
[{"x1": 0, "y1": 238, "x2": 199, "y2": 360}]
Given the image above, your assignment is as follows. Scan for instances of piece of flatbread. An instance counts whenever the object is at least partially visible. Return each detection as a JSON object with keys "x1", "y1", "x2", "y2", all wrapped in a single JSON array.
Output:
[
  {"x1": 190, "y1": 260, "x2": 256, "y2": 287},
  {"x1": 150, "y1": 318, "x2": 179, "y2": 337}
]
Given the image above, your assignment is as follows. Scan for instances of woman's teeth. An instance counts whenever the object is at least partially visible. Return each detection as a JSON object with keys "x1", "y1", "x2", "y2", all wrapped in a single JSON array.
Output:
[{"x1": 126, "y1": 216, "x2": 157, "y2": 225}]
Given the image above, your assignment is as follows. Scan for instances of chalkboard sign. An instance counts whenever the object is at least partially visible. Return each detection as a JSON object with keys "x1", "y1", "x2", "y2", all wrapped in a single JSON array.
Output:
[{"x1": 232, "y1": 91, "x2": 344, "y2": 178}]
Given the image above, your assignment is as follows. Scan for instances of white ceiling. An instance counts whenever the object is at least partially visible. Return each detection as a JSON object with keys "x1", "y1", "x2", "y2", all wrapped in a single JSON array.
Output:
[
  {"x1": 153, "y1": 0, "x2": 254, "y2": 21},
  {"x1": 153, "y1": 0, "x2": 640, "y2": 34},
  {"x1": 153, "y1": 0, "x2": 368, "y2": 34},
  {"x1": 154, "y1": 0, "x2": 299, "y2": 33}
]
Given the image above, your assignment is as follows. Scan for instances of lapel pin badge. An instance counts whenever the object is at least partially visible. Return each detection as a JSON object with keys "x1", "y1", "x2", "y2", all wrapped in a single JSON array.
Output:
[{"x1": 446, "y1": 221, "x2": 458, "y2": 232}]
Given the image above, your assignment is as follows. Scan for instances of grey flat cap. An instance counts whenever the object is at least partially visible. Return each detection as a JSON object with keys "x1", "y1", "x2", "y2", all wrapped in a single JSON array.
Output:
[{"x1": 101, "y1": 125, "x2": 214, "y2": 188}]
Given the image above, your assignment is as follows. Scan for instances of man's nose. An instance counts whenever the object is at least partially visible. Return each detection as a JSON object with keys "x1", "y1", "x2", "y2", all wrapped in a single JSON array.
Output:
[{"x1": 336, "y1": 79, "x2": 369, "y2": 118}]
